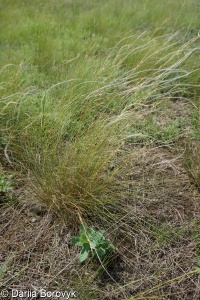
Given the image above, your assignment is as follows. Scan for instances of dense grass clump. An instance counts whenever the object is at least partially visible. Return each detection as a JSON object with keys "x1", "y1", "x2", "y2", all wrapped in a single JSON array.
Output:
[
  {"x1": 1, "y1": 37, "x2": 198, "y2": 223},
  {"x1": 0, "y1": 2, "x2": 199, "y2": 224}
]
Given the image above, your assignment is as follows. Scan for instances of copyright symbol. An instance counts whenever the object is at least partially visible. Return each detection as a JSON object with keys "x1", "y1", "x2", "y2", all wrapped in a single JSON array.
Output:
[{"x1": 0, "y1": 289, "x2": 9, "y2": 297}]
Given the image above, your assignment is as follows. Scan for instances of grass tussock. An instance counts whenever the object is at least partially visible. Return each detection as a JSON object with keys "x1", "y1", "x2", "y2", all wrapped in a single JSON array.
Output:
[{"x1": 1, "y1": 35, "x2": 199, "y2": 222}]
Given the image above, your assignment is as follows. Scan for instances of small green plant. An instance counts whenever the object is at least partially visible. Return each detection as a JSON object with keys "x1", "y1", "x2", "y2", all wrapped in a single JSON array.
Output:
[
  {"x1": 71, "y1": 225, "x2": 115, "y2": 263},
  {"x1": 0, "y1": 174, "x2": 14, "y2": 195},
  {"x1": 0, "y1": 174, "x2": 14, "y2": 203}
]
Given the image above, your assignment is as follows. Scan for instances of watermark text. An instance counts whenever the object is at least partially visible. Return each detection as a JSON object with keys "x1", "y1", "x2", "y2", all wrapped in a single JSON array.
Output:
[{"x1": 0, "y1": 289, "x2": 77, "y2": 299}]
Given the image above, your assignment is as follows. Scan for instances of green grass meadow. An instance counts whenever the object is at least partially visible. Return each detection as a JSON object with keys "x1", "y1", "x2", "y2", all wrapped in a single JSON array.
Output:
[{"x1": 0, "y1": 1, "x2": 200, "y2": 299}]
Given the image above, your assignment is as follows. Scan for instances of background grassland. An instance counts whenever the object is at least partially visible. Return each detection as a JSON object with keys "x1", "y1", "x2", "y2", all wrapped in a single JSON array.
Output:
[{"x1": 0, "y1": 0, "x2": 200, "y2": 299}]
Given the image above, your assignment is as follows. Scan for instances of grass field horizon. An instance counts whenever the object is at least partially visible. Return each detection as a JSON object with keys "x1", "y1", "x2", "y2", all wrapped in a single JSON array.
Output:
[{"x1": 0, "y1": 1, "x2": 200, "y2": 299}]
